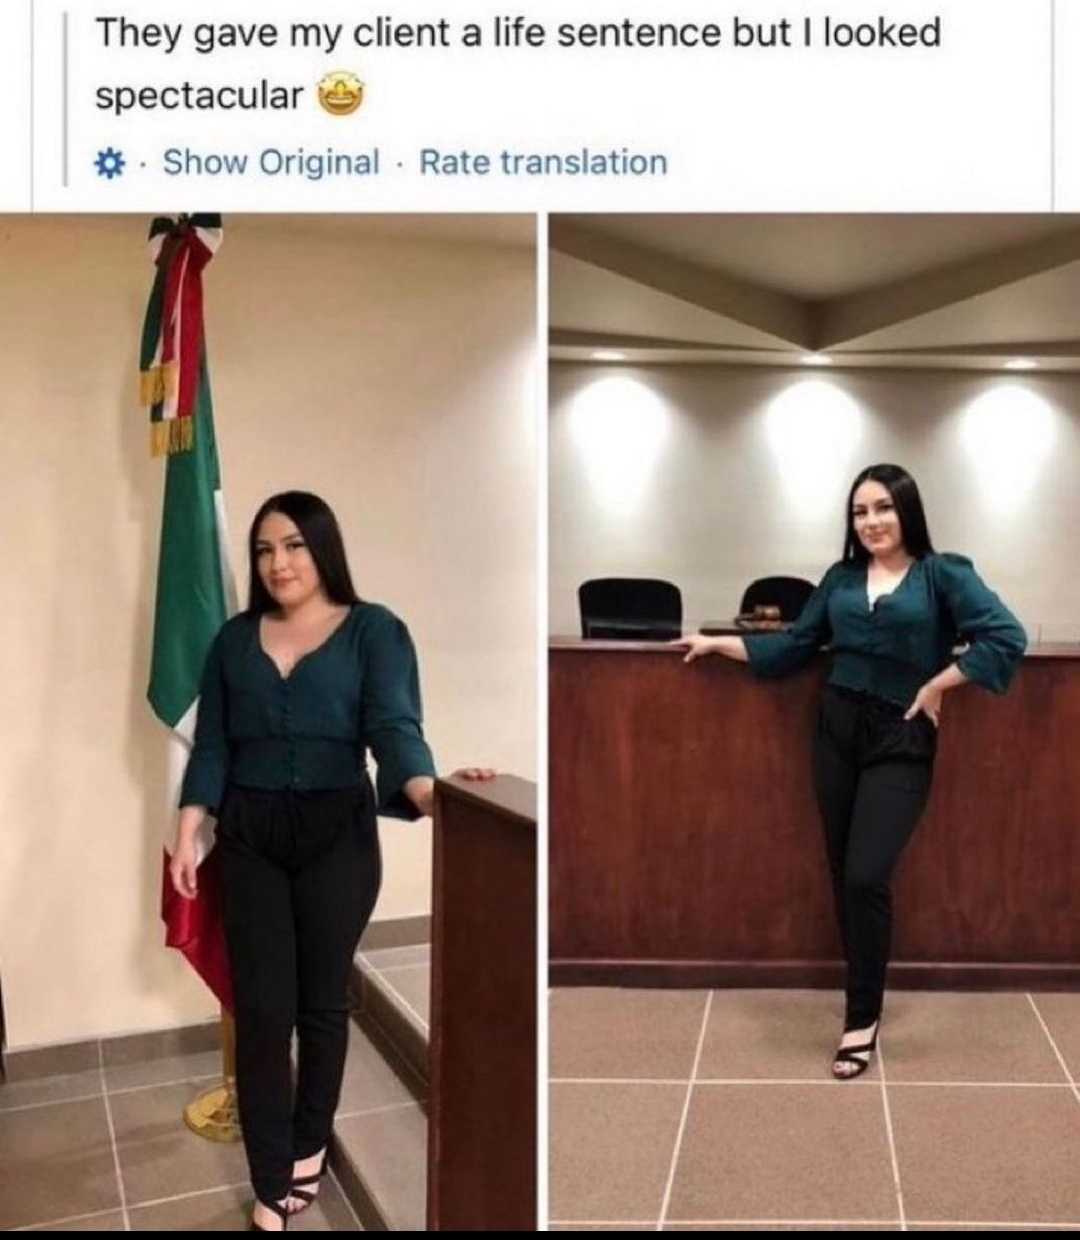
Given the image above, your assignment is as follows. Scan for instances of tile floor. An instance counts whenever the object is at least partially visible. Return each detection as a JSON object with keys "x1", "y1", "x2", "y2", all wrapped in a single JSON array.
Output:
[
  {"x1": 355, "y1": 945, "x2": 431, "y2": 1034},
  {"x1": 549, "y1": 987, "x2": 1080, "y2": 1231},
  {"x1": 333, "y1": 1008, "x2": 428, "y2": 1233},
  {"x1": 0, "y1": 1019, "x2": 418, "y2": 1231}
]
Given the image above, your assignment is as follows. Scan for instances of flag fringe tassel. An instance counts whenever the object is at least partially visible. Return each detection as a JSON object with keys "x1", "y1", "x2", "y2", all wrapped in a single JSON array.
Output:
[
  {"x1": 140, "y1": 361, "x2": 179, "y2": 408},
  {"x1": 151, "y1": 418, "x2": 195, "y2": 457}
]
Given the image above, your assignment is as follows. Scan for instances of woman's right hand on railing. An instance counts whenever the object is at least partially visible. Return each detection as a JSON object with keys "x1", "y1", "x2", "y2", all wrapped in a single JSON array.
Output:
[
  {"x1": 668, "y1": 634, "x2": 716, "y2": 664},
  {"x1": 668, "y1": 634, "x2": 749, "y2": 664}
]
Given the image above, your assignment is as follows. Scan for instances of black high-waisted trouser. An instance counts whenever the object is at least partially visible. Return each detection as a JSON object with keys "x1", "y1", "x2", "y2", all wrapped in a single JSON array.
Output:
[
  {"x1": 812, "y1": 684, "x2": 937, "y2": 1031},
  {"x1": 216, "y1": 781, "x2": 381, "y2": 1205}
]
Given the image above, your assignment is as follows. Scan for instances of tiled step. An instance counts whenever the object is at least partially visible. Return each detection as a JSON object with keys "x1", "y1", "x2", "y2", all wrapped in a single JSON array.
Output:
[
  {"x1": 350, "y1": 944, "x2": 431, "y2": 1089},
  {"x1": 330, "y1": 946, "x2": 432, "y2": 1230}
]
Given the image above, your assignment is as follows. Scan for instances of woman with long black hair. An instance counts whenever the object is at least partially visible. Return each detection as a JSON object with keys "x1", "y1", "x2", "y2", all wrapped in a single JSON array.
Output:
[
  {"x1": 169, "y1": 490, "x2": 491, "y2": 1230},
  {"x1": 676, "y1": 463, "x2": 1027, "y2": 1079}
]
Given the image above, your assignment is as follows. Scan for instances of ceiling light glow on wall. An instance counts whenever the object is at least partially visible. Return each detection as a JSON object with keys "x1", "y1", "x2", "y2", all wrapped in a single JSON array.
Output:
[
  {"x1": 592, "y1": 350, "x2": 627, "y2": 362},
  {"x1": 800, "y1": 354, "x2": 832, "y2": 366},
  {"x1": 568, "y1": 375, "x2": 670, "y2": 515},
  {"x1": 765, "y1": 379, "x2": 864, "y2": 507},
  {"x1": 1004, "y1": 359, "x2": 1037, "y2": 370},
  {"x1": 959, "y1": 385, "x2": 1055, "y2": 513}
]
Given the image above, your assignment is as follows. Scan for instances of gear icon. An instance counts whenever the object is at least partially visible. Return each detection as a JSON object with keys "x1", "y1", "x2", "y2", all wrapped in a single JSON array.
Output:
[{"x1": 95, "y1": 147, "x2": 126, "y2": 179}]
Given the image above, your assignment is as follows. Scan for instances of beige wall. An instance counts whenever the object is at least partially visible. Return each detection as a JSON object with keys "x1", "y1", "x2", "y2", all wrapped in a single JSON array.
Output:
[
  {"x1": 550, "y1": 361, "x2": 1080, "y2": 637},
  {"x1": 0, "y1": 215, "x2": 536, "y2": 1048}
]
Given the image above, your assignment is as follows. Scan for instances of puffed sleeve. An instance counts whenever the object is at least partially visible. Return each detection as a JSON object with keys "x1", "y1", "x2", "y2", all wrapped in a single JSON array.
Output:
[
  {"x1": 178, "y1": 629, "x2": 230, "y2": 813},
  {"x1": 360, "y1": 608, "x2": 437, "y2": 820},
  {"x1": 932, "y1": 553, "x2": 1027, "y2": 694},
  {"x1": 743, "y1": 563, "x2": 842, "y2": 678}
]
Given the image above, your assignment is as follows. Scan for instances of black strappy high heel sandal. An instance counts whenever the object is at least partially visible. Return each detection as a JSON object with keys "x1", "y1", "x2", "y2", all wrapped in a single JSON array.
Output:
[
  {"x1": 250, "y1": 1197, "x2": 289, "y2": 1231},
  {"x1": 288, "y1": 1150, "x2": 328, "y2": 1213},
  {"x1": 831, "y1": 1020, "x2": 880, "y2": 1080}
]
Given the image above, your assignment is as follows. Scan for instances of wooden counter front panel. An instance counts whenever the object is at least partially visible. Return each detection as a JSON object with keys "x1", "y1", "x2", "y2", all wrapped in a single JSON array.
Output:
[
  {"x1": 549, "y1": 649, "x2": 1080, "y2": 977},
  {"x1": 428, "y1": 777, "x2": 536, "y2": 1231}
]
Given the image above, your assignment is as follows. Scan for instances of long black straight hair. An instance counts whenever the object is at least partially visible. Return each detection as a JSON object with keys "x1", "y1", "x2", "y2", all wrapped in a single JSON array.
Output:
[
  {"x1": 842, "y1": 463, "x2": 935, "y2": 564},
  {"x1": 246, "y1": 491, "x2": 361, "y2": 614}
]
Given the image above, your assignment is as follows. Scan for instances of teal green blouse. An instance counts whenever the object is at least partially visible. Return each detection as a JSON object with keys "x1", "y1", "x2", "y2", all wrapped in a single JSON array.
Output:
[
  {"x1": 743, "y1": 553, "x2": 1027, "y2": 706},
  {"x1": 179, "y1": 602, "x2": 436, "y2": 820}
]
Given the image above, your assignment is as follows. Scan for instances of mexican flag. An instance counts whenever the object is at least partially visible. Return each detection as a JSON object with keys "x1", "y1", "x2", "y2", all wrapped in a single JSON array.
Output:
[{"x1": 142, "y1": 214, "x2": 237, "y2": 1010}]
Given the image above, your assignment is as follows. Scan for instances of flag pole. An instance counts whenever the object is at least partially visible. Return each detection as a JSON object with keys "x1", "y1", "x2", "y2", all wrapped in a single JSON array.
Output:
[
  {"x1": 141, "y1": 213, "x2": 242, "y2": 1145},
  {"x1": 183, "y1": 1010, "x2": 239, "y2": 1141}
]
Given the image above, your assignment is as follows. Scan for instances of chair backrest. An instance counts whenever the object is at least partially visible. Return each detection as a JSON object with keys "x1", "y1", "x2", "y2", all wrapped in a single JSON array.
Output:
[
  {"x1": 579, "y1": 578, "x2": 682, "y2": 641},
  {"x1": 739, "y1": 576, "x2": 816, "y2": 622}
]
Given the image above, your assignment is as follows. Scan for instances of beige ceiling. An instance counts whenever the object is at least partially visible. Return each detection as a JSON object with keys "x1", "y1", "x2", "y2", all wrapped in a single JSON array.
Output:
[{"x1": 549, "y1": 215, "x2": 1080, "y2": 372}]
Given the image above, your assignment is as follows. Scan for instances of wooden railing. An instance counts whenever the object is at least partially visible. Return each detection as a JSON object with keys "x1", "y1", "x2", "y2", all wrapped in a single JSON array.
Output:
[
  {"x1": 550, "y1": 639, "x2": 1080, "y2": 989},
  {"x1": 427, "y1": 774, "x2": 537, "y2": 1231}
]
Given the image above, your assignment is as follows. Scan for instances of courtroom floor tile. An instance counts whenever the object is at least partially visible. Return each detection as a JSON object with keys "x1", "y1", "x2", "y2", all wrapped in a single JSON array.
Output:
[
  {"x1": 359, "y1": 944, "x2": 431, "y2": 970},
  {"x1": 880, "y1": 991, "x2": 1068, "y2": 1083},
  {"x1": 335, "y1": 1019, "x2": 421, "y2": 1116},
  {"x1": 667, "y1": 1083, "x2": 899, "y2": 1223},
  {"x1": 551, "y1": 987, "x2": 710, "y2": 1079},
  {"x1": 0, "y1": 1096, "x2": 120, "y2": 1230},
  {"x1": 663, "y1": 1224, "x2": 903, "y2": 1231},
  {"x1": 890, "y1": 1085, "x2": 1080, "y2": 1224},
  {"x1": 334, "y1": 1101, "x2": 426, "y2": 1232},
  {"x1": 375, "y1": 965, "x2": 431, "y2": 1028},
  {"x1": 549, "y1": 1082, "x2": 687, "y2": 1223},
  {"x1": 696, "y1": 989, "x2": 872, "y2": 1082},
  {"x1": 906, "y1": 1227, "x2": 1080, "y2": 1232},
  {"x1": 357, "y1": 949, "x2": 432, "y2": 1040},
  {"x1": 2, "y1": 1035, "x2": 368, "y2": 1231},
  {"x1": 548, "y1": 986, "x2": 1080, "y2": 1230},
  {"x1": 109, "y1": 1081, "x2": 252, "y2": 1206},
  {"x1": 0, "y1": 1067, "x2": 106, "y2": 1112},
  {"x1": 549, "y1": 1225, "x2": 657, "y2": 1231},
  {"x1": 1026, "y1": 991, "x2": 1080, "y2": 1080},
  {"x1": 127, "y1": 1177, "x2": 360, "y2": 1231},
  {"x1": 102, "y1": 1048, "x2": 223, "y2": 1094},
  {"x1": 22, "y1": 1209, "x2": 128, "y2": 1230}
]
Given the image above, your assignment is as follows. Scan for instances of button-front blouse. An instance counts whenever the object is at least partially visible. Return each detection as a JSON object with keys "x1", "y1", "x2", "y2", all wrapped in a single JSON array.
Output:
[
  {"x1": 742, "y1": 553, "x2": 1028, "y2": 707},
  {"x1": 179, "y1": 602, "x2": 436, "y2": 819}
]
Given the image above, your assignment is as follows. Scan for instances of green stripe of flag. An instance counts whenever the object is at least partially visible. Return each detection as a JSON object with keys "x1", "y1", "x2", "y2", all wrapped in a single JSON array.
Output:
[{"x1": 148, "y1": 357, "x2": 229, "y2": 728}]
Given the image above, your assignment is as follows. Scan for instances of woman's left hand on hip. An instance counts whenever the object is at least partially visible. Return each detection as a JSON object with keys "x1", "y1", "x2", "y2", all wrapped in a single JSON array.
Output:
[{"x1": 904, "y1": 682, "x2": 943, "y2": 728}]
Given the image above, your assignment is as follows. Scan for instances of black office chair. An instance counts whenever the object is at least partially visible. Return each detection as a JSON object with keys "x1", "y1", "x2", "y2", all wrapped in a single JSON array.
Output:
[
  {"x1": 739, "y1": 576, "x2": 815, "y2": 622},
  {"x1": 579, "y1": 578, "x2": 683, "y2": 641}
]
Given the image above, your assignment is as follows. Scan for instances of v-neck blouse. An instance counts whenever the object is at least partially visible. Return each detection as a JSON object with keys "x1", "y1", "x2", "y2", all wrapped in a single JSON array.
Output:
[
  {"x1": 178, "y1": 602, "x2": 436, "y2": 819},
  {"x1": 742, "y1": 553, "x2": 1027, "y2": 706}
]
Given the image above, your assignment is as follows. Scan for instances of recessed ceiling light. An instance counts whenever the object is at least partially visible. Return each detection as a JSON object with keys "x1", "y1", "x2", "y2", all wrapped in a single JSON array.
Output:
[
  {"x1": 1004, "y1": 359, "x2": 1037, "y2": 370},
  {"x1": 592, "y1": 350, "x2": 627, "y2": 361},
  {"x1": 800, "y1": 354, "x2": 832, "y2": 366}
]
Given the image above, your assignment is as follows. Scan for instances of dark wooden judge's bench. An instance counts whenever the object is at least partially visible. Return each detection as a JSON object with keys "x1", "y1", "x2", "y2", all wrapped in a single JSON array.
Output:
[{"x1": 549, "y1": 638, "x2": 1080, "y2": 990}]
